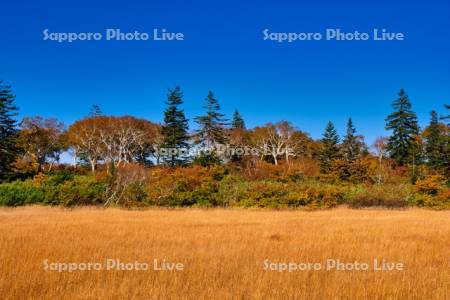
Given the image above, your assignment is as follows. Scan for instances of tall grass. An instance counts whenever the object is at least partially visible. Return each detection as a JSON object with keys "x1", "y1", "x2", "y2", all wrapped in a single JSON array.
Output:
[{"x1": 0, "y1": 207, "x2": 449, "y2": 299}]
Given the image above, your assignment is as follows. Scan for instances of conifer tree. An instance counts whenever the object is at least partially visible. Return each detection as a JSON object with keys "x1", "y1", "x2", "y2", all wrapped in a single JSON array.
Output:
[
  {"x1": 0, "y1": 80, "x2": 19, "y2": 180},
  {"x1": 160, "y1": 86, "x2": 189, "y2": 167},
  {"x1": 385, "y1": 89, "x2": 420, "y2": 165},
  {"x1": 194, "y1": 91, "x2": 228, "y2": 147},
  {"x1": 443, "y1": 105, "x2": 450, "y2": 176},
  {"x1": 442, "y1": 104, "x2": 450, "y2": 125},
  {"x1": 231, "y1": 109, "x2": 245, "y2": 130},
  {"x1": 89, "y1": 104, "x2": 103, "y2": 117},
  {"x1": 342, "y1": 118, "x2": 361, "y2": 163},
  {"x1": 319, "y1": 121, "x2": 341, "y2": 173},
  {"x1": 425, "y1": 111, "x2": 446, "y2": 170}
]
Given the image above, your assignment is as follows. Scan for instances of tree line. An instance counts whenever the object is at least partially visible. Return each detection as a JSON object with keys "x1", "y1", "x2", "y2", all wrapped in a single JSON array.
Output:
[{"x1": 0, "y1": 80, "x2": 449, "y2": 182}]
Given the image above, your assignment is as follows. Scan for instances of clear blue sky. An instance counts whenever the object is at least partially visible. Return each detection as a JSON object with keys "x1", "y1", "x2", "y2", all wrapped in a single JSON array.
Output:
[{"x1": 1, "y1": 0, "x2": 449, "y2": 145}]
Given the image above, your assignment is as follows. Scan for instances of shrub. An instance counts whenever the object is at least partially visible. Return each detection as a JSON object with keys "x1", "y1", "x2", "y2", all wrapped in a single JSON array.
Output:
[
  {"x1": 414, "y1": 175, "x2": 445, "y2": 195},
  {"x1": 348, "y1": 184, "x2": 412, "y2": 208},
  {"x1": 104, "y1": 164, "x2": 149, "y2": 206},
  {"x1": 0, "y1": 174, "x2": 107, "y2": 207},
  {"x1": 1, "y1": 164, "x2": 447, "y2": 209},
  {"x1": 0, "y1": 180, "x2": 44, "y2": 206},
  {"x1": 147, "y1": 166, "x2": 225, "y2": 207},
  {"x1": 57, "y1": 176, "x2": 107, "y2": 206},
  {"x1": 412, "y1": 175, "x2": 450, "y2": 209},
  {"x1": 235, "y1": 181, "x2": 343, "y2": 209}
]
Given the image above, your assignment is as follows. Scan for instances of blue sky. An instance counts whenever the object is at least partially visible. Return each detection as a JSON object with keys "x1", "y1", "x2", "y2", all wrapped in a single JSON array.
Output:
[{"x1": 1, "y1": 0, "x2": 449, "y2": 145}]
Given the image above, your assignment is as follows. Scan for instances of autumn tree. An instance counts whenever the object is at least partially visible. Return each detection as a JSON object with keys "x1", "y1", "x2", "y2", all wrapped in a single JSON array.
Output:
[
  {"x1": 261, "y1": 123, "x2": 286, "y2": 165},
  {"x1": 248, "y1": 121, "x2": 299, "y2": 165},
  {"x1": 67, "y1": 116, "x2": 160, "y2": 173},
  {"x1": 160, "y1": 86, "x2": 190, "y2": 167},
  {"x1": 0, "y1": 80, "x2": 19, "y2": 180},
  {"x1": 67, "y1": 117, "x2": 103, "y2": 172},
  {"x1": 385, "y1": 89, "x2": 420, "y2": 166},
  {"x1": 373, "y1": 136, "x2": 389, "y2": 183},
  {"x1": 17, "y1": 116, "x2": 66, "y2": 172},
  {"x1": 275, "y1": 121, "x2": 298, "y2": 164},
  {"x1": 228, "y1": 110, "x2": 248, "y2": 164},
  {"x1": 319, "y1": 121, "x2": 341, "y2": 173}
]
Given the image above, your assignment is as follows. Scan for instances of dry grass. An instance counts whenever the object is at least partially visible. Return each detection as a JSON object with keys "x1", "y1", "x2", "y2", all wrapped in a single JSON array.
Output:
[{"x1": 0, "y1": 207, "x2": 449, "y2": 299}]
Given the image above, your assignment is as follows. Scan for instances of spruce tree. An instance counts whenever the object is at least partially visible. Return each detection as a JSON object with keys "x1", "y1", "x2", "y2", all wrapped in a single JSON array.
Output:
[
  {"x1": 160, "y1": 86, "x2": 189, "y2": 167},
  {"x1": 441, "y1": 104, "x2": 450, "y2": 176},
  {"x1": 342, "y1": 118, "x2": 361, "y2": 163},
  {"x1": 194, "y1": 91, "x2": 228, "y2": 147},
  {"x1": 442, "y1": 104, "x2": 450, "y2": 125},
  {"x1": 89, "y1": 104, "x2": 103, "y2": 117},
  {"x1": 385, "y1": 89, "x2": 420, "y2": 165},
  {"x1": 231, "y1": 109, "x2": 245, "y2": 130},
  {"x1": 425, "y1": 111, "x2": 446, "y2": 170},
  {"x1": 319, "y1": 121, "x2": 341, "y2": 173},
  {"x1": 0, "y1": 80, "x2": 19, "y2": 180}
]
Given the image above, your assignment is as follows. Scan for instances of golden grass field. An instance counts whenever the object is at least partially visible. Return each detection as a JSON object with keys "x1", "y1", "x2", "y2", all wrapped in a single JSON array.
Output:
[{"x1": 0, "y1": 207, "x2": 449, "y2": 299}]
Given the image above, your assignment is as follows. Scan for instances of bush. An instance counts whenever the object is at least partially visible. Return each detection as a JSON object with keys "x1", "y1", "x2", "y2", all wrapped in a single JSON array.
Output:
[
  {"x1": 0, "y1": 180, "x2": 44, "y2": 206},
  {"x1": 412, "y1": 175, "x2": 450, "y2": 209},
  {"x1": 0, "y1": 174, "x2": 107, "y2": 207},
  {"x1": 348, "y1": 184, "x2": 412, "y2": 208},
  {"x1": 104, "y1": 164, "x2": 149, "y2": 206},
  {"x1": 57, "y1": 176, "x2": 107, "y2": 206},
  {"x1": 415, "y1": 175, "x2": 445, "y2": 195},
  {"x1": 1, "y1": 165, "x2": 447, "y2": 209},
  {"x1": 235, "y1": 181, "x2": 344, "y2": 209}
]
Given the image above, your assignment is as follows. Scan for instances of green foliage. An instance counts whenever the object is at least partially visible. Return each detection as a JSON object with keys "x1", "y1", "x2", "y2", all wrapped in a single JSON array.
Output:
[
  {"x1": 0, "y1": 166, "x2": 448, "y2": 209},
  {"x1": 0, "y1": 174, "x2": 106, "y2": 207},
  {"x1": 0, "y1": 80, "x2": 19, "y2": 181},
  {"x1": 194, "y1": 91, "x2": 228, "y2": 147},
  {"x1": 89, "y1": 104, "x2": 103, "y2": 117},
  {"x1": 48, "y1": 176, "x2": 106, "y2": 206},
  {"x1": 192, "y1": 150, "x2": 222, "y2": 167},
  {"x1": 319, "y1": 121, "x2": 341, "y2": 173},
  {"x1": 342, "y1": 118, "x2": 360, "y2": 162},
  {"x1": 235, "y1": 181, "x2": 344, "y2": 208},
  {"x1": 160, "y1": 86, "x2": 190, "y2": 167},
  {"x1": 231, "y1": 109, "x2": 245, "y2": 129},
  {"x1": 424, "y1": 111, "x2": 448, "y2": 171},
  {"x1": 348, "y1": 184, "x2": 412, "y2": 208},
  {"x1": 0, "y1": 181, "x2": 43, "y2": 206},
  {"x1": 385, "y1": 89, "x2": 420, "y2": 166}
]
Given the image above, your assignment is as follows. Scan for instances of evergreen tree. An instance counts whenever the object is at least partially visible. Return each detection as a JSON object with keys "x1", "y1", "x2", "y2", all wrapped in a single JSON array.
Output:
[
  {"x1": 342, "y1": 118, "x2": 361, "y2": 163},
  {"x1": 194, "y1": 91, "x2": 228, "y2": 147},
  {"x1": 425, "y1": 111, "x2": 446, "y2": 170},
  {"x1": 438, "y1": 105, "x2": 450, "y2": 176},
  {"x1": 231, "y1": 109, "x2": 245, "y2": 130},
  {"x1": 160, "y1": 86, "x2": 189, "y2": 167},
  {"x1": 442, "y1": 104, "x2": 450, "y2": 125},
  {"x1": 0, "y1": 80, "x2": 19, "y2": 180},
  {"x1": 89, "y1": 104, "x2": 103, "y2": 117},
  {"x1": 319, "y1": 121, "x2": 341, "y2": 173},
  {"x1": 385, "y1": 89, "x2": 420, "y2": 165}
]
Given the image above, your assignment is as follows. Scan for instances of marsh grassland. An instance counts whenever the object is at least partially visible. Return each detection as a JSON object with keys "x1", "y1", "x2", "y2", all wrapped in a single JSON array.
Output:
[{"x1": 0, "y1": 207, "x2": 449, "y2": 299}]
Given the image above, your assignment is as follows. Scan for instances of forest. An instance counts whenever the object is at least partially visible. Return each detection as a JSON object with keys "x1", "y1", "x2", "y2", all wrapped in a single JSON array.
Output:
[{"x1": 0, "y1": 81, "x2": 449, "y2": 208}]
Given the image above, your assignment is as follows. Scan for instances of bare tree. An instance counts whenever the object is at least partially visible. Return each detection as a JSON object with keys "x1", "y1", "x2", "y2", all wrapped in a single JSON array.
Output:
[
  {"x1": 67, "y1": 116, "x2": 160, "y2": 173},
  {"x1": 373, "y1": 136, "x2": 388, "y2": 183}
]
